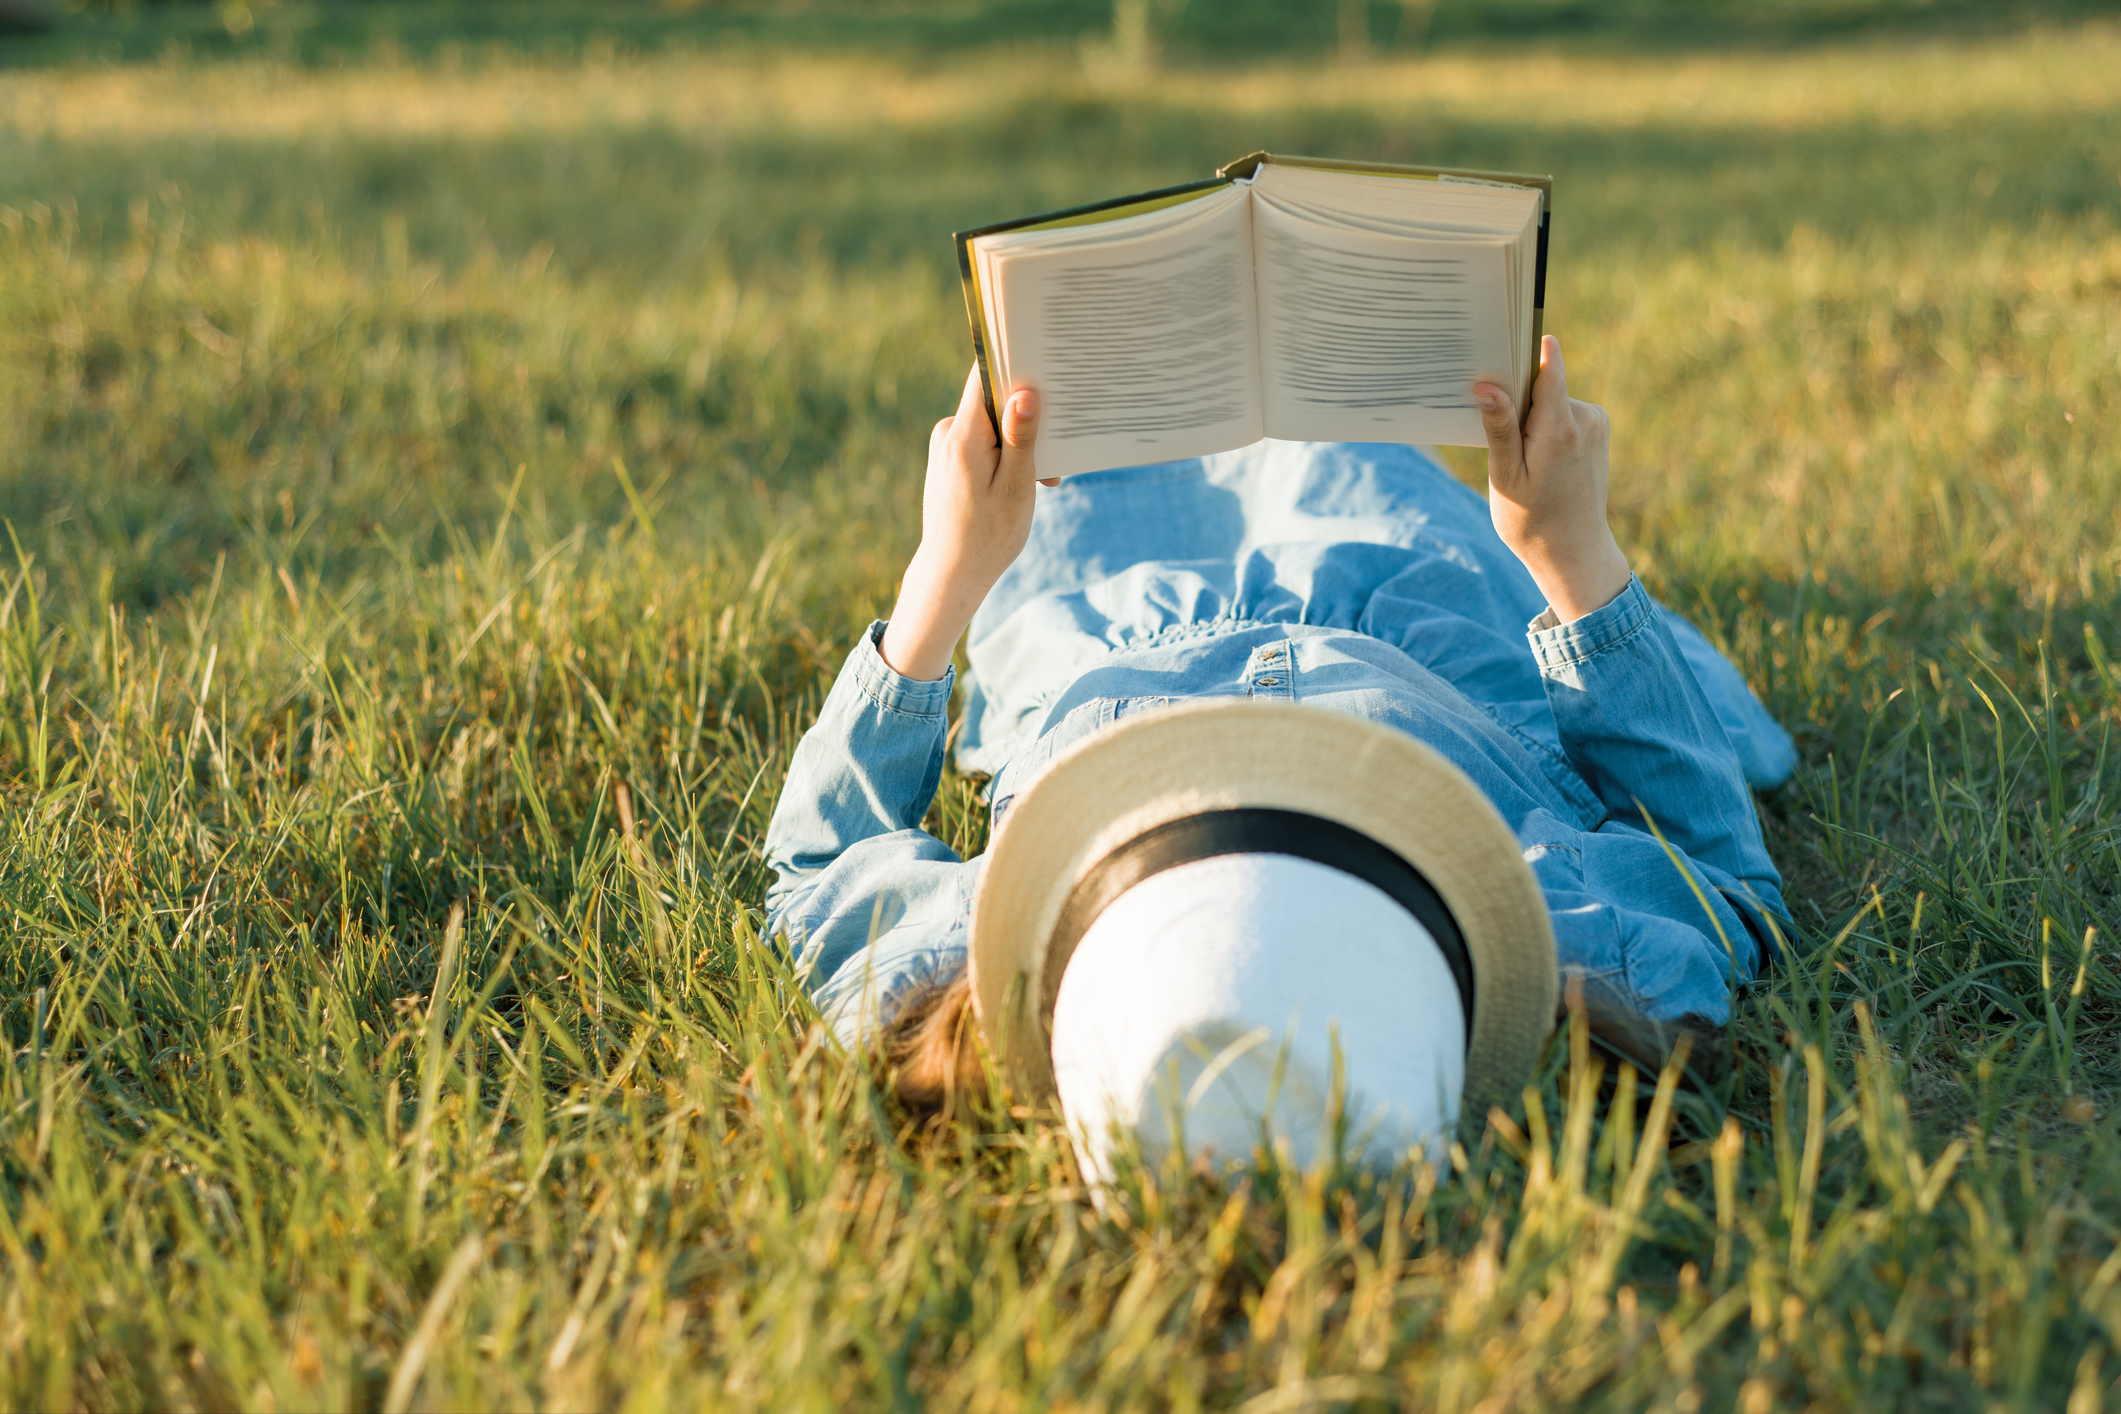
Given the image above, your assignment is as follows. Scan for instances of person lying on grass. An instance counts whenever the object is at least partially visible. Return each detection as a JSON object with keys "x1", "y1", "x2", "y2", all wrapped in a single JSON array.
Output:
[{"x1": 763, "y1": 338, "x2": 1795, "y2": 1180}]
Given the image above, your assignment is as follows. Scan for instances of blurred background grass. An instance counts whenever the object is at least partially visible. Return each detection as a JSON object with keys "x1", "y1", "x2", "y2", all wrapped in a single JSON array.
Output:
[
  {"x1": 1, "y1": 2, "x2": 2119, "y2": 1409},
  {"x1": 8, "y1": 0, "x2": 2121, "y2": 64},
  {"x1": 6, "y1": 5, "x2": 2115, "y2": 613}
]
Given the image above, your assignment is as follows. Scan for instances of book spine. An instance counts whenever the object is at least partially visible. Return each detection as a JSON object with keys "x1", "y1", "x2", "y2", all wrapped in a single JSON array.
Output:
[
  {"x1": 953, "y1": 233, "x2": 1002, "y2": 438},
  {"x1": 1533, "y1": 206, "x2": 1550, "y2": 318},
  {"x1": 1530, "y1": 204, "x2": 1550, "y2": 402}
]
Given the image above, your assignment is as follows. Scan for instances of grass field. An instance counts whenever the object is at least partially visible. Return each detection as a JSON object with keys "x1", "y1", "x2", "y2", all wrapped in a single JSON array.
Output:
[{"x1": 2, "y1": 4, "x2": 2119, "y2": 1408}]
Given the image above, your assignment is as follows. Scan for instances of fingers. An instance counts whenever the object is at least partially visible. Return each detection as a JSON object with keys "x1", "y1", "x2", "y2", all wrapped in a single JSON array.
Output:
[
  {"x1": 1474, "y1": 380, "x2": 1524, "y2": 481},
  {"x1": 1482, "y1": 336, "x2": 1587, "y2": 478},
  {"x1": 1524, "y1": 335, "x2": 1568, "y2": 436},
  {"x1": 953, "y1": 363, "x2": 994, "y2": 450},
  {"x1": 995, "y1": 386, "x2": 1040, "y2": 483}
]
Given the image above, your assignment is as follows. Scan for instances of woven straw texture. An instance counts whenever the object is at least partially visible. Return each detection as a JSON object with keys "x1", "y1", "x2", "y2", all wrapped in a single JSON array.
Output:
[{"x1": 970, "y1": 699, "x2": 1558, "y2": 1119}]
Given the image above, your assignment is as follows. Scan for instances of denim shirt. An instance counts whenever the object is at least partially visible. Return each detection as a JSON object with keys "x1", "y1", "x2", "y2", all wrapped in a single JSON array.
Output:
[{"x1": 764, "y1": 442, "x2": 1795, "y2": 1041}]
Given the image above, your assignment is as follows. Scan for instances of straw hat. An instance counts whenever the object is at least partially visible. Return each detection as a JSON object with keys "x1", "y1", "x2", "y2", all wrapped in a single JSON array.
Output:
[{"x1": 969, "y1": 698, "x2": 1557, "y2": 1154}]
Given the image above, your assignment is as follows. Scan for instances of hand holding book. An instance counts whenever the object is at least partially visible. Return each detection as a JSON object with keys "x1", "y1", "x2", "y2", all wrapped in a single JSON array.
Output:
[
  {"x1": 879, "y1": 366, "x2": 1052, "y2": 682},
  {"x1": 884, "y1": 153, "x2": 1611, "y2": 673},
  {"x1": 880, "y1": 344, "x2": 1631, "y2": 685},
  {"x1": 955, "y1": 152, "x2": 1552, "y2": 480},
  {"x1": 1477, "y1": 336, "x2": 1633, "y2": 625}
]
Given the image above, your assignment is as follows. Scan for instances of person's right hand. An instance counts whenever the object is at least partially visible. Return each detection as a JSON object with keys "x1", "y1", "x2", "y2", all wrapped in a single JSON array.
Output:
[
  {"x1": 879, "y1": 366, "x2": 1047, "y2": 681},
  {"x1": 1475, "y1": 336, "x2": 1633, "y2": 625}
]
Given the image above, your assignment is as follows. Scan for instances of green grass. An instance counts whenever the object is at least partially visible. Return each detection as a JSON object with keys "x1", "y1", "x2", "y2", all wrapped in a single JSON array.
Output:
[
  {"x1": 10, "y1": 0, "x2": 2116, "y2": 70},
  {"x1": 1, "y1": 8, "x2": 2119, "y2": 1409}
]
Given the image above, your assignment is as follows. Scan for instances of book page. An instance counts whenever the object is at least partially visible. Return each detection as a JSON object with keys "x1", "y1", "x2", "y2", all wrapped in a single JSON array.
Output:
[
  {"x1": 976, "y1": 186, "x2": 1263, "y2": 479},
  {"x1": 1252, "y1": 164, "x2": 1541, "y2": 405},
  {"x1": 1254, "y1": 163, "x2": 1540, "y2": 240},
  {"x1": 1251, "y1": 195, "x2": 1512, "y2": 447}
]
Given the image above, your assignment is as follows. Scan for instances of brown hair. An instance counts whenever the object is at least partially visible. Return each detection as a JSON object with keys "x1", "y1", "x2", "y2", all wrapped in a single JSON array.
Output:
[{"x1": 882, "y1": 971, "x2": 985, "y2": 1116}]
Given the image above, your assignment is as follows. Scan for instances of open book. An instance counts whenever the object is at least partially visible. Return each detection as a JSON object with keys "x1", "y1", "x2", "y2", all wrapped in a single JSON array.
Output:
[{"x1": 954, "y1": 152, "x2": 1550, "y2": 479}]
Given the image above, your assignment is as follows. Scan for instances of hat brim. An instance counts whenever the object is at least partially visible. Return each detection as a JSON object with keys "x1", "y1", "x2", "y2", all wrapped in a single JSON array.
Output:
[{"x1": 969, "y1": 698, "x2": 1557, "y2": 1119}]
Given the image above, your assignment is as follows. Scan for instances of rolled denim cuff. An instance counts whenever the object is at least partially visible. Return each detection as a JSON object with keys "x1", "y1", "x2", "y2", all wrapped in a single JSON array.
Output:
[
  {"x1": 1527, "y1": 577, "x2": 1656, "y2": 672},
  {"x1": 851, "y1": 620, "x2": 956, "y2": 716}
]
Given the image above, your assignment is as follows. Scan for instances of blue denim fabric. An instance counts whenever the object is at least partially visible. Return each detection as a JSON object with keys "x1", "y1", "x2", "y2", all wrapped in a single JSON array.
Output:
[{"x1": 764, "y1": 441, "x2": 1795, "y2": 1040}]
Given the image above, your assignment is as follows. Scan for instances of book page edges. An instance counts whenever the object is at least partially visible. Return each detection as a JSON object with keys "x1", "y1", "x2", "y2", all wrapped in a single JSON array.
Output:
[
  {"x1": 954, "y1": 158, "x2": 1553, "y2": 439},
  {"x1": 985, "y1": 189, "x2": 1262, "y2": 478},
  {"x1": 1220, "y1": 151, "x2": 1550, "y2": 202},
  {"x1": 954, "y1": 177, "x2": 1231, "y2": 436},
  {"x1": 952, "y1": 234, "x2": 1003, "y2": 436},
  {"x1": 1226, "y1": 152, "x2": 1551, "y2": 405}
]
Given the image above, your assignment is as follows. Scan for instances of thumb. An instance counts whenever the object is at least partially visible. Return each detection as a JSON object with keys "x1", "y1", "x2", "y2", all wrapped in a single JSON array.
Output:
[
  {"x1": 1475, "y1": 381, "x2": 1524, "y2": 480},
  {"x1": 996, "y1": 387, "x2": 1040, "y2": 480}
]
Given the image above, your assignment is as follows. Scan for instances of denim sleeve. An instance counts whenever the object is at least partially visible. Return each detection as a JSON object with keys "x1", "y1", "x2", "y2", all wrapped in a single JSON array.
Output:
[
  {"x1": 763, "y1": 621, "x2": 978, "y2": 1037},
  {"x1": 1530, "y1": 578, "x2": 1792, "y2": 957},
  {"x1": 1653, "y1": 606, "x2": 1798, "y2": 789}
]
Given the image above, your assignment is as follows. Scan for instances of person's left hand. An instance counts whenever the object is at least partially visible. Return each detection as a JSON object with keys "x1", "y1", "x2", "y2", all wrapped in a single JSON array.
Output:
[{"x1": 880, "y1": 366, "x2": 1048, "y2": 681}]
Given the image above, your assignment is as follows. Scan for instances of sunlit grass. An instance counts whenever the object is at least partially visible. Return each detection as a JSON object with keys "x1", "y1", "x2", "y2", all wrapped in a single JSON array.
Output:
[
  {"x1": 6, "y1": 24, "x2": 2118, "y2": 140},
  {"x1": 1, "y1": 14, "x2": 2118, "y2": 1410}
]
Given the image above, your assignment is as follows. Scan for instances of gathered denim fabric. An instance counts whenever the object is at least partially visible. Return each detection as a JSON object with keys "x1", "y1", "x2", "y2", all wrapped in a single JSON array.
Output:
[{"x1": 764, "y1": 441, "x2": 1796, "y2": 1042}]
